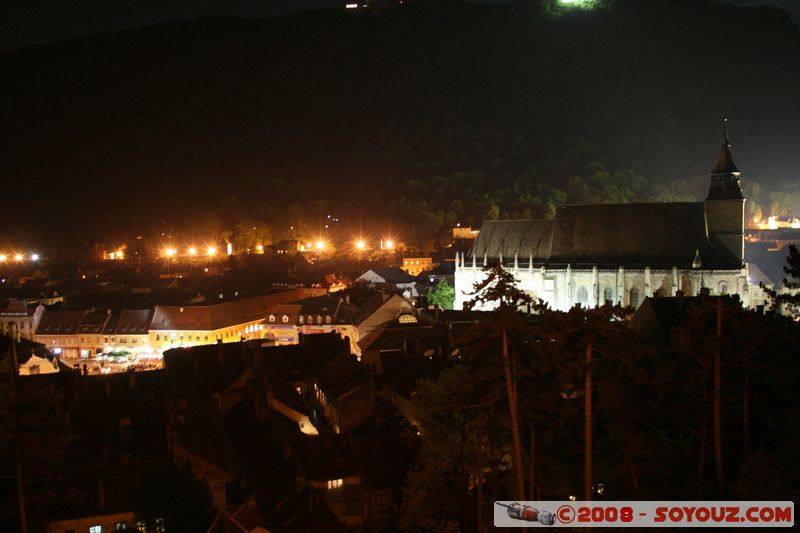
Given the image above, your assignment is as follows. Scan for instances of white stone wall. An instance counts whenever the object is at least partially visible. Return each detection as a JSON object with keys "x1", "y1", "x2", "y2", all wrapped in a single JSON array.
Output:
[{"x1": 454, "y1": 254, "x2": 756, "y2": 311}]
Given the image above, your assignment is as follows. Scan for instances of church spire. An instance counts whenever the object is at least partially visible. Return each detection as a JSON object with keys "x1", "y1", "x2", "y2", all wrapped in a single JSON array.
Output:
[
  {"x1": 711, "y1": 118, "x2": 740, "y2": 176},
  {"x1": 707, "y1": 119, "x2": 743, "y2": 200}
]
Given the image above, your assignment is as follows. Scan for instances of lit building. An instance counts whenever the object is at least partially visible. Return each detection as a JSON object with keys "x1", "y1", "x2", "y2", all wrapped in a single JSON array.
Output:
[
  {"x1": 452, "y1": 226, "x2": 480, "y2": 240},
  {"x1": 401, "y1": 257, "x2": 435, "y2": 276},
  {"x1": 0, "y1": 300, "x2": 45, "y2": 340},
  {"x1": 263, "y1": 296, "x2": 359, "y2": 354},
  {"x1": 148, "y1": 289, "x2": 307, "y2": 352},
  {"x1": 34, "y1": 310, "x2": 88, "y2": 358},
  {"x1": 455, "y1": 128, "x2": 768, "y2": 311}
]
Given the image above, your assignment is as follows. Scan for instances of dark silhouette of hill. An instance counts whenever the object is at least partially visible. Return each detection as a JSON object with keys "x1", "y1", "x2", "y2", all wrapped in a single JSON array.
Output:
[{"x1": 1, "y1": 0, "x2": 799, "y2": 248}]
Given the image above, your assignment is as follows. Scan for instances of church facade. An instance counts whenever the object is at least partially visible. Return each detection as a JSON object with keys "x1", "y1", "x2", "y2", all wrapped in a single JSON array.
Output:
[{"x1": 454, "y1": 130, "x2": 769, "y2": 311}]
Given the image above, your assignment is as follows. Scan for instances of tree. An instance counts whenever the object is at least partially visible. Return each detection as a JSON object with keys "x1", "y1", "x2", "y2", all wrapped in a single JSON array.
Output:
[
  {"x1": 764, "y1": 244, "x2": 800, "y2": 317},
  {"x1": 464, "y1": 263, "x2": 534, "y2": 500},
  {"x1": 428, "y1": 279, "x2": 455, "y2": 310},
  {"x1": 401, "y1": 365, "x2": 508, "y2": 531}
]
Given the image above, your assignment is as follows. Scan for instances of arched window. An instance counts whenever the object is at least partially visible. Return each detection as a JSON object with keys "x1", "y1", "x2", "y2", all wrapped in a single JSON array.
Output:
[
  {"x1": 269, "y1": 315, "x2": 275, "y2": 323},
  {"x1": 603, "y1": 287, "x2": 613, "y2": 306},
  {"x1": 718, "y1": 281, "x2": 729, "y2": 295},
  {"x1": 629, "y1": 287, "x2": 640, "y2": 308},
  {"x1": 282, "y1": 315, "x2": 289, "y2": 323},
  {"x1": 576, "y1": 286, "x2": 588, "y2": 306}
]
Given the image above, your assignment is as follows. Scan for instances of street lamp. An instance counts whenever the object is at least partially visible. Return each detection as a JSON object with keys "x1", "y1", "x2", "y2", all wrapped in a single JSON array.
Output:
[
  {"x1": 165, "y1": 248, "x2": 177, "y2": 258},
  {"x1": 355, "y1": 240, "x2": 366, "y2": 251},
  {"x1": 207, "y1": 246, "x2": 217, "y2": 256},
  {"x1": 0, "y1": 254, "x2": 6, "y2": 262},
  {"x1": 188, "y1": 247, "x2": 197, "y2": 256},
  {"x1": 31, "y1": 253, "x2": 39, "y2": 261},
  {"x1": 14, "y1": 254, "x2": 23, "y2": 262}
]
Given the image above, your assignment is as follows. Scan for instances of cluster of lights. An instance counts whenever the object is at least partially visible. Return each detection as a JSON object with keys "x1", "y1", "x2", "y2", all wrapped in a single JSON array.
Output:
[
  {"x1": 164, "y1": 246, "x2": 218, "y2": 258},
  {"x1": 0, "y1": 252, "x2": 39, "y2": 262}
]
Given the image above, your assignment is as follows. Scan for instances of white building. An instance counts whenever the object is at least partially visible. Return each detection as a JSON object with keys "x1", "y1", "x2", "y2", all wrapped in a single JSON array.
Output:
[{"x1": 455, "y1": 129, "x2": 768, "y2": 311}]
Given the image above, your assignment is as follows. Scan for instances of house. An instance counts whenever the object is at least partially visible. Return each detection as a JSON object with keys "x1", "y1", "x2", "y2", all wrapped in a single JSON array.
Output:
[
  {"x1": 352, "y1": 293, "x2": 417, "y2": 343},
  {"x1": 34, "y1": 310, "x2": 88, "y2": 358},
  {"x1": 356, "y1": 267, "x2": 418, "y2": 298},
  {"x1": 0, "y1": 299, "x2": 45, "y2": 340}
]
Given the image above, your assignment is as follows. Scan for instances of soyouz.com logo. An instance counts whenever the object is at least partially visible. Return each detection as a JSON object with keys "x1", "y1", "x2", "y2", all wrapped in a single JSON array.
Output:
[{"x1": 494, "y1": 501, "x2": 794, "y2": 527}]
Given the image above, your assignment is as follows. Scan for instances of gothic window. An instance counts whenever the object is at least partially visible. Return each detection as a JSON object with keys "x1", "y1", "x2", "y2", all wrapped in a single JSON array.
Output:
[
  {"x1": 629, "y1": 287, "x2": 640, "y2": 308},
  {"x1": 603, "y1": 287, "x2": 613, "y2": 306},
  {"x1": 576, "y1": 286, "x2": 588, "y2": 306},
  {"x1": 718, "y1": 281, "x2": 729, "y2": 295}
]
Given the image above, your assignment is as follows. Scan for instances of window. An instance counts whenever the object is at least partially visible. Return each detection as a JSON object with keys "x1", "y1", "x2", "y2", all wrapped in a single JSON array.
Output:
[
  {"x1": 629, "y1": 287, "x2": 640, "y2": 308},
  {"x1": 89, "y1": 526, "x2": 102, "y2": 533},
  {"x1": 718, "y1": 281, "x2": 729, "y2": 295},
  {"x1": 603, "y1": 287, "x2": 613, "y2": 305},
  {"x1": 576, "y1": 286, "x2": 588, "y2": 306},
  {"x1": 325, "y1": 316, "x2": 332, "y2": 324},
  {"x1": 282, "y1": 315, "x2": 289, "y2": 323},
  {"x1": 155, "y1": 334, "x2": 160, "y2": 341},
  {"x1": 327, "y1": 478, "x2": 343, "y2": 490},
  {"x1": 269, "y1": 315, "x2": 275, "y2": 323},
  {"x1": 115, "y1": 522, "x2": 128, "y2": 530},
  {"x1": 299, "y1": 316, "x2": 304, "y2": 324}
]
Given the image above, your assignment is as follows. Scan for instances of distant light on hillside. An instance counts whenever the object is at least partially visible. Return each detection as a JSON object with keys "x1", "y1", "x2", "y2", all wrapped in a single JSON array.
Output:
[{"x1": 559, "y1": 0, "x2": 596, "y2": 7}]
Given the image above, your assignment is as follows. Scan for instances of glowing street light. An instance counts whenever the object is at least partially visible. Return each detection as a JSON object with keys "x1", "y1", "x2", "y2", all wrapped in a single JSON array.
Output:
[
  {"x1": 0, "y1": 254, "x2": 6, "y2": 262},
  {"x1": 165, "y1": 248, "x2": 177, "y2": 257},
  {"x1": 188, "y1": 247, "x2": 197, "y2": 256},
  {"x1": 316, "y1": 240, "x2": 326, "y2": 251},
  {"x1": 31, "y1": 253, "x2": 39, "y2": 261},
  {"x1": 384, "y1": 239, "x2": 395, "y2": 250},
  {"x1": 14, "y1": 254, "x2": 24, "y2": 262},
  {"x1": 207, "y1": 246, "x2": 217, "y2": 256},
  {"x1": 355, "y1": 240, "x2": 366, "y2": 251}
]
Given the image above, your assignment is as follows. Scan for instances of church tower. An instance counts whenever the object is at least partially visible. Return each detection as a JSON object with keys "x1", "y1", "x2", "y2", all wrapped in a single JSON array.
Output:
[{"x1": 705, "y1": 120, "x2": 745, "y2": 264}]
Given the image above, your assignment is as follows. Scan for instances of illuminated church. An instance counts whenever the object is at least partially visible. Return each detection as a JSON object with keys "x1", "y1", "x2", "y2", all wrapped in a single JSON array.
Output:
[{"x1": 454, "y1": 128, "x2": 768, "y2": 311}]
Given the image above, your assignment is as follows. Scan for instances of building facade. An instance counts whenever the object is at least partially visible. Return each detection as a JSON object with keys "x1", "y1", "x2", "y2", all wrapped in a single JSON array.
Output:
[{"x1": 455, "y1": 129, "x2": 767, "y2": 311}]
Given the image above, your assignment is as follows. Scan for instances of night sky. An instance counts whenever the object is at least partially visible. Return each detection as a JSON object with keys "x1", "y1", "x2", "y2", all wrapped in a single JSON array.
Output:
[{"x1": 1, "y1": 0, "x2": 797, "y2": 53}]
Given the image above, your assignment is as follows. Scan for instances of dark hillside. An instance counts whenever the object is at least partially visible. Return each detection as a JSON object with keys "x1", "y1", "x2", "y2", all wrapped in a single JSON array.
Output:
[{"x1": 2, "y1": 0, "x2": 799, "y2": 249}]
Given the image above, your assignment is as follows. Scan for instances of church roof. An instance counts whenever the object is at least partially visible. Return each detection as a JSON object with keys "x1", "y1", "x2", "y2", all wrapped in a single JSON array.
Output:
[
  {"x1": 470, "y1": 202, "x2": 740, "y2": 269},
  {"x1": 470, "y1": 219, "x2": 553, "y2": 261}
]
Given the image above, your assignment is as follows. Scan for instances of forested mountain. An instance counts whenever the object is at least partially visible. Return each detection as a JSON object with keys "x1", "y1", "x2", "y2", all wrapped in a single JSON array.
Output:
[{"x1": 2, "y1": 0, "x2": 799, "y2": 250}]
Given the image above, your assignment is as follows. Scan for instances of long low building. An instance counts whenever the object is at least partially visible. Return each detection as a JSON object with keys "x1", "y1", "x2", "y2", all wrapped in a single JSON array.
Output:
[{"x1": 34, "y1": 288, "x2": 311, "y2": 358}]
